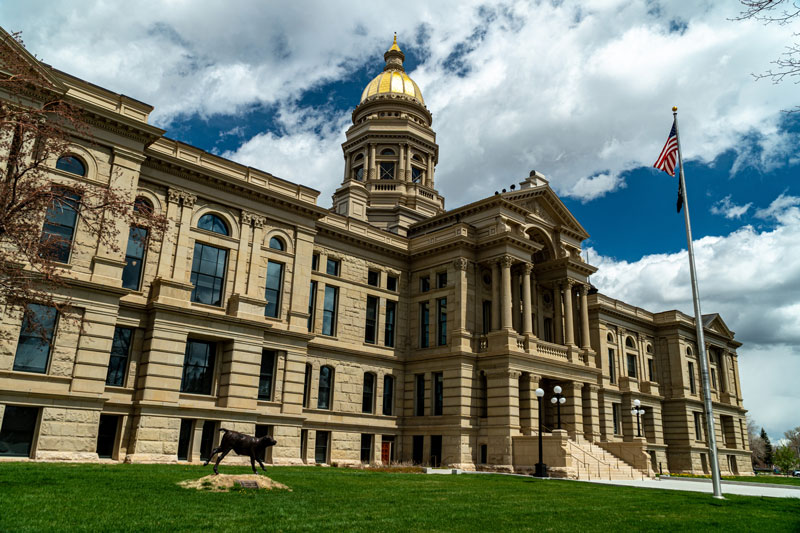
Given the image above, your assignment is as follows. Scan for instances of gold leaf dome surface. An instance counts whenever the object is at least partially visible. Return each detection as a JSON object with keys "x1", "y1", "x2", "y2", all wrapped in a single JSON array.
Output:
[{"x1": 359, "y1": 36, "x2": 425, "y2": 106}]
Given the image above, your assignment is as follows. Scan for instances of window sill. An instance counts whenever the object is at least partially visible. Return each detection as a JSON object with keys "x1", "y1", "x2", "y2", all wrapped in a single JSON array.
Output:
[
  {"x1": 179, "y1": 392, "x2": 218, "y2": 400},
  {"x1": 104, "y1": 385, "x2": 133, "y2": 392},
  {"x1": 1, "y1": 370, "x2": 70, "y2": 383},
  {"x1": 190, "y1": 301, "x2": 226, "y2": 312}
]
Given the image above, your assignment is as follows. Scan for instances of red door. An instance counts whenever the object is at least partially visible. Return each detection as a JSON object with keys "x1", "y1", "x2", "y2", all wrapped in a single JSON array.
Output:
[{"x1": 381, "y1": 442, "x2": 391, "y2": 465}]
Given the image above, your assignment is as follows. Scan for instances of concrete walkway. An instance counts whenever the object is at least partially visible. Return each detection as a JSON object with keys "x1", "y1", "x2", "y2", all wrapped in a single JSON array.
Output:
[{"x1": 580, "y1": 476, "x2": 800, "y2": 498}]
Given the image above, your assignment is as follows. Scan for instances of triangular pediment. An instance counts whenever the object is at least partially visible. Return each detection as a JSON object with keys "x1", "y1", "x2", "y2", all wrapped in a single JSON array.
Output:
[
  {"x1": 703, "y1": 313, "x2": 734, "y2": 339},
  {"x1": 0, "y1": 27, "x2": 68, "y2": 94},
  {"x1": 505, "y1": 188, "x2": 589, "y2": 240}
]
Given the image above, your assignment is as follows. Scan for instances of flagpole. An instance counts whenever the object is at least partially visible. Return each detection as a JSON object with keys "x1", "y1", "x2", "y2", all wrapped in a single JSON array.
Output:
[{"x1": 672, "y1": 106, "x2": 723, "y2": 499}]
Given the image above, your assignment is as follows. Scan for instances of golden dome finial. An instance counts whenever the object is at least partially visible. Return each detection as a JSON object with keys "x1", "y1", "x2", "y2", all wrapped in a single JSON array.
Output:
[{"x1": 389, "y1": 33, "x2": 401, "y2": 52}]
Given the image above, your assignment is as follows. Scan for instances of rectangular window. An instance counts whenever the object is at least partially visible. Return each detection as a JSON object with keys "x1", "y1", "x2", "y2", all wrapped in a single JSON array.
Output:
[
  {"x1": 326, "y1": 258, "x2": 340, "y2": 276},
  {"x1": 430, "y1": 435, "x2": 442, "y2": 468},
  {"x1": 420, "y1": 301, "x2": 430, "y2": 348},
  {"x1": 613, "y1": 403, "x2": 621, "y2": 435},
  {"x1": 311, "y1": 253, "x2": 319, "y2": 271},
  {"x1": 411, "y1": 167, "x2": 422, "y2": 182},
  {"x1": 627, "y1": 353, "x2": 637, "y2": 378},
  {"x1": 258, "y1": 350, "x2": 276, "y2": 401},
  {"x1": 694, "y1": 412, "x2": 703, "y2": 441},
  {"x1": 543, "y1": 317, "x2": 553, "y2": 343},
  {"x1": 384, "y1": 300, "x2": 396, "y2": 348},
  {"x1": 437, "y1": 271, "x2": 447, "y2": 288},
  {"x1": 106, "y1": 326, "x2": 133, "y2": 386},
  {"x1": 647, "y1": 359, "x2": 655, "y2": 382},
  {"x1": 41, "y1": 190, "x2": 80, "y2": 263},
  {"x1": 433, "y1": 372, "x2": 444, "y2": 416},
  {"x1": 387, "y1": 275, "x2": 398, "y2": 292},
  {"x1": 479, "y1": 374, "x2": 488, "y2": 418},
  {"x1": 315, "y1": 431, "x2": 329, "y2": 463},
  {"x1": 412, "y1": 435, "x2": 424, "y2": 464},
  {"x1": 0, "y1": 405, "x2": 39, "y2": 457},
  {"x1": 365, "y1": 296, "x2": 378, "y2": 344},
  {"x1": 121, "y1": 226, "x2": 148, "y2": 291},
  {"x1": 264, "y1": 261, "x2": 284, "y2": 318},
  {"x1": 307, "y1": 280, "x2": 317, "y2": 332},
  {"x1": 300, "y1": 429, "x2": 308, "y2": 462},
  {"x1": 96, "y1": 415, "x2": 119, "y2": 459},
  {"x1": 437, "y1": 297, "x2": 447, "y2": 346},
  {"x1": 360, "y1": 433, "x2": 373, "y2": 463},
  {"x1": 379, "y1": 161, "x2": 395, "y2": 180},
  {"x1": 482, "y1": 300, "x2": 491, "y2": 334},
  {"x1": 688, "y1": 362, "x2": 696, "y2": 394},
  {"x1": 318, "y1": 366, "x2": 333, "y2": 410},
  {"x1": 711, "y1": 368, "x2": 718, "y2": 390},
  {"x1": 608, "y1": 348, "x2": 616, "y2": 384},
  {"x1": 199, "y1": 420, "x2": 216, "y2": 461},
  {"x1": 382, "y1": 375, "x2": 394, "y2": 416},
  {"x1": 368, "y1": 270, "x2": 380, "y2": 287},
  {"x1": 302, "y1": 364, "x2": 312, "y2": 408},
  {"x1": 190, "y1": 242, "x2": 228, "y2": 306},
  {"x1": 420, "y1": 275, "x2": 430, "y2": 292},
  {"x1": 415, "y1": 373, "x2": 425, "y2": 416},
  {"x1": 13, "y1": 304, "x2": 58, "y2": 374},
  {"x1": 480, "y1": 444, "x2": 488, "y2": 464},
  {"x1": 177, "y1": 419, "x2": 193, "y2": 461},
  {"x1": 180, "y1": 340, "x2": 216, "y2": 395},
  {"x1": 362, "y1": 373, "x2": 375, "y2": 413},
  {"x1": 322, "y1": 286, "x2": 338, "y2": 336}
]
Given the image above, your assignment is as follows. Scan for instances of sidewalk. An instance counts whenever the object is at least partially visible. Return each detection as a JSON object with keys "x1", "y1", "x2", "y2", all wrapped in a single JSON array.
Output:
[{"x1": 580, "y1": 476, "x2": 800, "y2": 498}]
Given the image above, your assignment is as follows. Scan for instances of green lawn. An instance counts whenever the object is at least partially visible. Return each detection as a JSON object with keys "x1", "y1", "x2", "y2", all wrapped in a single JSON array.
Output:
[
  {"x1": 1, "y1": 463, "x2": 799, "y2": 532},
  {"x1": 670, "y1": 474, "x2": 800, "y2": 486}
]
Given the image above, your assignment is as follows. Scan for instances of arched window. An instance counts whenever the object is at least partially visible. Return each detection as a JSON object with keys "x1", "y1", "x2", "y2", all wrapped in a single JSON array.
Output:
[
  {"x1": 269, "y1": 237, "x2": 285, "y2": 251},
  {"x1": 412, "y1": 153, "x2": 422, "y2": 162},
  {"x1": 607, "y1": 333, "x2": 614, "y2": 343},
  {"x1": 133, "y1": 196, "x2": 153, "y2": 214},
  {"x1": 318, "y1": 365, "x2": 334, "y2": 410},
  {"x1": 380, "y1": 149, "x2": 395, "y2": 156},
  {"x1": 197, "y1": 213, "x2": 229, "y2": 236},
  {"x1": 362, "y1": 372, "x2": 375, "y2": 414},
  {"x1": 56, "y1": 155, "x2": 86, "y2": 176},
  {"x1": 646, "y1": 344, "x2": 653, "y2": 354},
  {"x1": 625, "y1": 336, "x2": 636, "y2": 349},
  {"x1": 686, "y1": 346, "x2": 693, "y2": 356}
]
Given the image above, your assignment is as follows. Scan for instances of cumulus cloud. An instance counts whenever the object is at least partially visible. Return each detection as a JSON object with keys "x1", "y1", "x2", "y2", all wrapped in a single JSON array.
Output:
[
  {"x1": 2, "y1": 1, "x2": 799, "y2": 208},
  {"x1": 590, "y1": 194, "x2": 800, "y2": 438},
  {"x1": 710, "y1": 195, "x2": 752, "y2": 219}
]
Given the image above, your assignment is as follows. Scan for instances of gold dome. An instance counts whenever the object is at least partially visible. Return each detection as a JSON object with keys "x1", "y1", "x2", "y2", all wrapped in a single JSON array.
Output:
[{"x1": 359, "y1": 36, "x2": 425, "y2": 106}]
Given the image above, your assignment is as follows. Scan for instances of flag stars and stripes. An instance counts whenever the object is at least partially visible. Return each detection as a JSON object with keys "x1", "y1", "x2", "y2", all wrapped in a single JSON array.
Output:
[{"x1": 654, "y1": 121, "x2": 679, "y2": 176}]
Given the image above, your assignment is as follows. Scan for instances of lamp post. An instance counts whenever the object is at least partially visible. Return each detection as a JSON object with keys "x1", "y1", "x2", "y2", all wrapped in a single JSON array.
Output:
[
  {"x1": 550, "y1": 385, "x2": 566, "y2": 430},
  {"x1": 631, "y1": 399, "x2": 646, "y2": 438},
  {"x1": 534, "y1": 387, "x2": 547, "y2": 477}
]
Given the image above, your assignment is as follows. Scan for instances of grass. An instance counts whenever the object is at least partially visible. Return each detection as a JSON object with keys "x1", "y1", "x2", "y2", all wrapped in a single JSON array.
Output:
[
  {"x1": 667, "y1": 474, "x2": 800, "y2": 486},
  {"x1": 0, "y1": 463, "x2": 799, "y2": 532}
]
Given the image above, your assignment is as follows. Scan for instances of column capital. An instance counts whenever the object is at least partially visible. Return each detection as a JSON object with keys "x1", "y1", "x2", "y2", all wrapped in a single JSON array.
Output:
[
  {"x1": 579, "y1": 283, "x2": 589, "y2": 296},
  {"x1": 522, "y1": 262, "x2": 534, "y2": 275},
  {"x1": 453, "y1": 258, "x2": 469, "y2": 271},
  {"x1": 564, "y1": 278, "x2": 575, "y2": 289},
  {"x1": 167, "y1": 187, "x2": 182, "y2": 204},
  {"x1": 181, "y1": 192, "x2": 197, "y2": 208},
  {"x1": 499, "y1": 255, "x2": 514, "y2": 268}
]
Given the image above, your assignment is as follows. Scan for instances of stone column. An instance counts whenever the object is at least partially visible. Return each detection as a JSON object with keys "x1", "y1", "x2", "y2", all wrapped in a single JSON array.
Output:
[
  {"x1": 344, "y1": 153, "x2": 351, "y2": 181},
  {"x1": 500, "y1": 255, "x2": 513, "y2": 330},
  {"x1": 405, "y1": 143, "x2": 412, "y2": 181},
  {"x1": 398, "y1": 144, "x2": 405, "y2": 180},
  {"x1": 453, "y1": 258, "x2": 470, "y2": 350},
  {"x1": 173, "y1": 192, "x2": 197, "y2": 283},
  {"x1": 232, "y1": 211, "x2": 254, "y2": 295},
  {"x1": 521, "y1": 263, "x2": 534, "y2": 335},
  {"x1": 580, "y1": 284, "x2": 591, "y2": 350},
  {"x1": 426, "y1": 155, "x2": 434, "y2": 187},
  {"x1": 288, "y1": 228, "x2": 316, "y2": 333},
  {"x1": 520, "y1": 373, "x2": 541, "y2": 435},
  {"x1": 246, "y1": 216, "x2": 267, "y2": 298},
  {"x1": 155, "y1": 188, "x2": 183, "y2": 279},
  {"x1": 582, "y1": 384, "x2": 600, "y2": 441},
  {"x1": 553, "y1": 283, "x2": 563, "y2": 344},
  {"x1": 536, "y1": 282, "x2": 545, "y2": 339},
  {"x1": 486, "y1": 369, "x2": 521, "y2": 470},
  {"x1": 563, "y1": 280, "x2": 575, "y2": 346},
  {"x1": 562, "y1": 382, "x2": 584, "y2": 438},
  {"x1": 491, "y1": 261, "x2": 500, "y2": 331},
  {"x1": 368, "y1": 143, "x2": 376, "y2": 180}
]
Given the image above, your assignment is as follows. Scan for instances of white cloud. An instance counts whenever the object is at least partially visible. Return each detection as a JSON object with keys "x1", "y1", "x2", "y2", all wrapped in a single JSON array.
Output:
[
  {"x1": 2, "y1": 1, "x2": 799, "y2": 208},
  {"x1": 755, "y1": 193, "x2": 800, "y2": 221},
  {"x1": 589, "y1": 194, "x2": 800, "y2": 438},
  {"x1": 710, "y1": 195, "x2": 752, "y2": 219}
]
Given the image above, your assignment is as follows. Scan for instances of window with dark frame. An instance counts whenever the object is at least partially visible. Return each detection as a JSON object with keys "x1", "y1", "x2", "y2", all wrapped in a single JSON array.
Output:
[
  {"x1": 318, "y1": 365, "x2": 334, "y2": 410},
  {"x1": 312, "y1": 253, "x2": 319, "y2": 271},
  {"x1": 96, "y1": 414, "x2": 119, "y2": 459},
  {"x1": 647, "y1": 359, "x2": 655, "y2": 382},
  {"x1": 180, "y1": 340, "x2": 216, "y2": 395},
  {"x1": 433, "y1": 372, "x2": 443, "y2": 416},
  {"x1": 56, "y1": 155, "x2": 86, "y2": 176},
  {"x1": 326, "y1": 258, "x2": 340, "y2": 276},
  {"x1": 362, "y1": 372, "x2": 375, "y2": 414},
  {"x1": 437, "y1": 298, "x2": 447, "y2": 346},
  {"x1": 608, "y1": 348, "x2": 616, "y2": 384},
  {"x1": 197, "y1": 213, "x2": 228, "y2": 235},
  {"x1": 0, "y1": 405, "x2": 39, "y2": 457},
  {"x1": 437, "y1": 271, "x2": 447, "y2": 288},
  {"x1": 419, "y1": 301, "x2": 430, "y2": 348},
  {"x1": 411, "y1": 167, "x2": 422, "y2": 182},
  {"x1": 122, "y1": 227, "x2": 148, "y2": 291},
  {"x1": 268, "y1": 237, "x2": 284, "y2": 251},
  {"x1": 379, "y1": 161, "x2": 395, "y2": 179},
  {"x1": 360, "y1": 433, "x2": 372, "y2": 463},
  {"x1": 627, "y1": 353, "x2": 637, "y2": 378},
  {"x1": 382, "y1": 375, "x2": 394, "y2": 416},
  {"x1": 365, "y1": 295, "x2": 378, "y2": 344},
  {"x1": 482, "y1": 300, "x2": 491, "y2": 334},
  {"x1": 302, "y1": 363, "x2": 312, "y2": 408},
  {"x1": 322, "y1": 286, "x2": 338, "y2": 336},
  {"x1": 40, "y1": 190, "x2": 80, "y2": 263},
  {"x1": 13, "y1": 304, "x2": 58, "y2": 374},
  {"x1": 688, "y1": 361, "x2": 696, "y2": 394},
  {"x1": 190, "y1": 242, "x2": 228, "y2": 306},
  {"x1": 420, "y1": 275, "x2": 430, "y2": 292},
  {"x1": 314, "y1": 430, "x2": 329, "y2": 463},
  {"x1": 412, "y1": 435, "x2": 424, "y2": 464},
  {"x1": 387, "y1": 275, "x2": 398, "y2": 292},
  {"x1": 177, "y1": 419, "x2": 193, "y2": 460},
  {"x1": 384, "y1": 300, "x2": 396, "y2": 348},
  {"x1": 307, "y1": 280, "x2": 317, "y2": 332},
  {"x1": 479, "y1": 373, "x2": 488, "y2": 418},
  {"x1": 258, "y1": 350, "x2": 276, "y2": 401},
  {"x1": 106, "y1": 326, "x2": 133, "y2": 386},
  {"x1": 694, "y1": 412, "x2": 703, "y2": 440},
  {"x1": 264, "y1": 261, "x2": 284, "y2": 318},
  {"x1": 415, "y1": 373, "x2": 425, "y2": 416},
  {"x1": 368, "y1": 270, "x2": 380, "y2": 287}
]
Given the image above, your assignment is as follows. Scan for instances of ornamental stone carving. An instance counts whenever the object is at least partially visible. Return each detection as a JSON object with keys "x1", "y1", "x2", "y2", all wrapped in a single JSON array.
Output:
[
  {"x1": 453, "y1": 258, "x2": 469, "y2": 271},
  {"x1": 499, "y1": 255, "x2": 514, "y2": 268}
]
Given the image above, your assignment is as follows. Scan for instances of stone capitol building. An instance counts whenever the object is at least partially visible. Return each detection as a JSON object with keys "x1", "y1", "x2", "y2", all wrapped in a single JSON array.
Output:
[{"x1": 0, "y1": 32, "x2": 751, "y2": 478}]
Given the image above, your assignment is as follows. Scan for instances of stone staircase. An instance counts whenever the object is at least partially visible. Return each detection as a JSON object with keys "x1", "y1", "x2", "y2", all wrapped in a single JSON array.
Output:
[{"x1": 565, "y1": 435, "x2": 650, "y2": 480}]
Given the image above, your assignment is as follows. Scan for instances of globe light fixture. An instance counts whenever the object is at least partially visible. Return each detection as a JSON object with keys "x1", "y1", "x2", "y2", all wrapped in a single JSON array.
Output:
[
  {"x1": 631, "y1": 399, "x2": 646, "y2": 437},
  {"x1": 534, "y1": 387, "x2": 547, "y2": 478},
  {"x1": 551, "y1": 386, "x2": 566, "y2": 429}
]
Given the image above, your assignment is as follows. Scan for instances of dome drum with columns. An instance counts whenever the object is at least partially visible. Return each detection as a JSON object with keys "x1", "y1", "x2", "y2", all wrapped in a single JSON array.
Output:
[{"x1": 333, "y1": 36, "x2": 443, "y2": 235}]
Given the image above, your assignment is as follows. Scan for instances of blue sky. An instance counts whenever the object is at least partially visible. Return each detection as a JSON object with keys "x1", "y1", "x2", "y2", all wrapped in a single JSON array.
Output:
[{"x1": 2, "y1": 0, "x2": 799, "y2": 443}]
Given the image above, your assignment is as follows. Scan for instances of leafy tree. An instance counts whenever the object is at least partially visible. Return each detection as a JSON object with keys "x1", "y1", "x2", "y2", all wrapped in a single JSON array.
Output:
[
  {"x1": 772, "y1": 445, "x2": 799, "y2": 475},
  {"x1": 735, "y1": 1, "x2": 800, "y2": 111},
  {"x1": 761, "y1": 427, "x2": 773, "y2": 466},
  {"x1": 0, "y1": 30, "x2": 166, "y2": 332}
]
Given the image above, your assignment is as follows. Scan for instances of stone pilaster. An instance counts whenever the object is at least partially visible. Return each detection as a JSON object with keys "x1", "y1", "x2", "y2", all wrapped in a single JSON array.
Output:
[
  {"x1": 486, "y1": 368, "x2": 521, "y2": 471},
  {"x1": 491, "y1": 261, "x2": 500, "y2": 331},
  {"x1": 582, "y1": 384, "x2": 600, "y2": 442},
  {"x1": 521, "y1": 263, "x2": 534, "y2": 335},
  {"x1": 580, "y1": 284, "x2": 591, "y2": 350},
  {"x1": 500, "y1": 255, "x2": 513, "y2": 330},
  {"x1": 563, "y1": 280, "x2": 575, "y2": 346}
]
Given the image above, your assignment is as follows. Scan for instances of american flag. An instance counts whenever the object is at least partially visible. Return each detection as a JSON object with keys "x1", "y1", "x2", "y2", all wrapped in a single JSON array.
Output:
[{"x1": 654, "y1": 120, "x2": 678, "y2": 176}]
